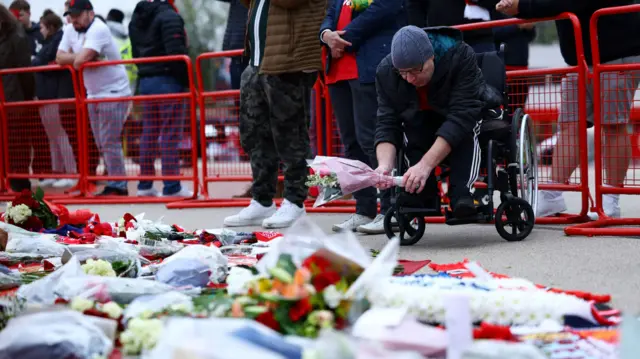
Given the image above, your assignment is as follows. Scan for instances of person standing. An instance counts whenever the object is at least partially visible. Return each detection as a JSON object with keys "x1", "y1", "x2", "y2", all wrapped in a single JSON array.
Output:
[
  {"x1": 56, "y1": 0, "x2": 131, "y2": 196},
  {"x1": 106, "y1": 9, "x2": 138, "y2": 95},
  {"x1": 319, "y1": 0, "x2": 405, "y2": 233},
  {"x1": 33, "y1": 9, "x2": 78, "y2": 189},
  {"x1": 129, "y1": 0, "x2": 193, "y2": 197},
  {"x1": 223, "y1": 0, "x2": 327, "y2": 229}
]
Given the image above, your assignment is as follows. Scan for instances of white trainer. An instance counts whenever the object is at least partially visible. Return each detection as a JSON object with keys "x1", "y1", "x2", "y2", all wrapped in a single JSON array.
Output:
[
  {"x1": 137, "y1": 188, "x2": 161, "y2": 197},
  {"x1": 52, "y1": 179, "x2": 78, "y2": 189},
  {"x1": 39, "y1": 179, "x2": 57, "y2": 187},
  {"x1": 332, "y1": 214, "x2": 373, "y2": 232},
  {"x1": 536, "y1": 190, "x2": 568, "y2": 218},
  {"x1": 163, "y1": 188, "x2": 194, "y2": 198},
  {"x1": 587, "y1": 193, "x2": 621, "y2": 220},
  {"x1": 262, "y1": 199, "x2": 305, "y2": 229},
  {"x1": 224, "y1": 200, "x2": 277, "y2": 227},
  {"x1": 357, "y1": 214, "x2": 391, "y2": 235}
]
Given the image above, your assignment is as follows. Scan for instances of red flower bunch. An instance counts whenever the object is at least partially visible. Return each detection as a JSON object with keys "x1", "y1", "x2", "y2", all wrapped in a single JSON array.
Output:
[
  {"x1": 3, "y1": 188, "x2": 57, "y2": 231},
  {"x1": 302, "y1": 255, "x2": 341, "y2": 292}
]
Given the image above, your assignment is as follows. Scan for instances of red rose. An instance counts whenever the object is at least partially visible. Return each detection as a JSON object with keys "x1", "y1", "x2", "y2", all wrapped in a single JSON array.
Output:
[
  {"x1": 23, "y1": 216, "x2": 43, "y2": 231},
  {"x1": 302, "y1": 255, "x2": 332, "y2": 273},
  {"x1": 123, "y1": 213, "x2": 137, "y2": 223},
  {"x1": 289, "y1": 297, "x2": 313, "y2": 322},
  {"x1": 255, "y1": 311, "x2": 281, "y2": 332},
  {"x1": 311, "y1": 271, "x2": 341, "y2": 292},
  {"x1": 93, "y1": 223, "x2": 113, "y2": 236},
  {"x1": 335, "y1": 316, "x2": 347, "y2": 330},
  {"x1": 54, "y1": 298, "x2": 69, "y2": 305}
]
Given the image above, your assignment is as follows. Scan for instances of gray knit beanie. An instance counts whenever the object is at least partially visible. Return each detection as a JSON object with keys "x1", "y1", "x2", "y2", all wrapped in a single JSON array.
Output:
[{"x1": 391, "y1": 25, "x2": 434, "y2": 70}]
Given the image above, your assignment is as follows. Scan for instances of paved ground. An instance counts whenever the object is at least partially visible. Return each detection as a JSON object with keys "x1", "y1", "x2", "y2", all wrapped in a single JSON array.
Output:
[{"x1": 59, "y1": 193, "x2": 640, "y2": 314}]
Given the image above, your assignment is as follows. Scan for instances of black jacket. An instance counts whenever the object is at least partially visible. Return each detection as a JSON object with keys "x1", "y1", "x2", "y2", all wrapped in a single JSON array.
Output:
[
  {"x1": 25, "y1": 21, "x2": 44, "y2": 60},
  {"x1": 375, "y1": 27, "x2": 500, "y2": 149},
  {"x1": 405, "y1": 0, "x2": 501, "y2": 48},
  {"x1": 218, "y1": 0, "x2": 248, "y2": 51},
  {"x1": 0, "y1": 24, "x2": 35, "y2": 103},
  {"x1": 517, "y1": 0, "x2": 640, "y2": 66},
  {"x1": 492, "y1": 12, "x2": 536, "y2": 67},
  {"x1": 129, "y1": 1, "x2": 188, "y2": 85},
  {"x1": 32, "y1": 30, "x2": 75, "y2": 100}
]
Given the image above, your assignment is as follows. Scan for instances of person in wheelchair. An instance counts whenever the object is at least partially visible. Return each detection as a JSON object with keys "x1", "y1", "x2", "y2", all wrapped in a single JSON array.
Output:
[{"x1": 374, "y1": 25, "x2": 503, "y2": 220}]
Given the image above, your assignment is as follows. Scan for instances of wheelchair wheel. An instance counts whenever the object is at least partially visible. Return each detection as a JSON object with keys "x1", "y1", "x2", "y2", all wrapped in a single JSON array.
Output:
[
  {"x1": 495, "y1": 197, "x2": 535, "y2": 241},
  {"x1": 511, "y1": 109, "x2": 539, "y2": 214},
  {"x1": 384, "y1": 209, "x2": 425, "y2": 246}
]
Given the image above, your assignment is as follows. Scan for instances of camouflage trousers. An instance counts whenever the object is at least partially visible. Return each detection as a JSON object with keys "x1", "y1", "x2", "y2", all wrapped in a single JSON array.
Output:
[{"x1": 239, "y1": 66, "x2": 316, "y2": 207}]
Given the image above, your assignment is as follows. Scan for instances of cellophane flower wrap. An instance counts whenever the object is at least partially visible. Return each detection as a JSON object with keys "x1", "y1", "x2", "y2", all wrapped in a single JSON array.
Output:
[{"x1": 307, "y1": 156, "x2": 401, "y2": 207}]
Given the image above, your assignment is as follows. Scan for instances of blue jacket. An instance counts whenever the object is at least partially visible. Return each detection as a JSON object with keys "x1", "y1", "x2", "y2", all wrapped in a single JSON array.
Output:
[{"x1": 319, "y1": 0, "x2": 405, "y2": 84}]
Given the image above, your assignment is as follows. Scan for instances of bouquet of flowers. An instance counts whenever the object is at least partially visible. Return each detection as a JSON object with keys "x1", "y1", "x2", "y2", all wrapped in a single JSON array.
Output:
[
  {"x1": 223, "y1": 252, "x2": 362, "y2": 338},
  {"x1": 2, "y1": 189, "x2": 57, "y2": 231},
  {"x1": 350, "y1": 0, "x2": 373, "y2": 12},
  {"x1": 307, "y1": 156, "x2": 402, "y2": 207}
]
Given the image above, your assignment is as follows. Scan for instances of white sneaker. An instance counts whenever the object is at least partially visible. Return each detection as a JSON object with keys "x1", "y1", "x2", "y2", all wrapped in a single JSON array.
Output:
[
  {"x1": 163, "y1": 188, "x2": 194, "y2": 198},
  {"x1": 536, "y1": 190, "x2": 568, "y2": 218},
  {"x1": 587, "y1": 194, "x2": 621, "y2": 220},
  {"x1": 39, "y1": 179, "x2": 57, "y2": 187},
  {"x1": 332, "y1": 214, "x2": 373, "y2": 232},
  {"x1": 52, "y1": 179, "x2": 78, "y2": 189},
  {"x1": 137, "y1": 188, "x2": 160, "y2": 197},
  {"x1": 357, "y1": 214, "x2": 391, "y2": 235},
  {"x1": 262, "y1": 199, "x2": 305, "y2": 229},
  {"x1": 224, "y1": 200, "x2": 276, "y2": 227}
]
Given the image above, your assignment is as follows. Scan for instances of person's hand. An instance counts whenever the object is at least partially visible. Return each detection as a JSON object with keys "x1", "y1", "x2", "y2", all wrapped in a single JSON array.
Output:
[
  {"x1": 402, "y1": 159, "x2": 433, "y2": 194},
  {"x1": 496, "y1": 0, "x2": 519, "y2": 16},
  {"x1": 322, "y1": 30, "x2": 352, "y2": 51},
  {"x1": 331, "y1": 47, "x2": 344, "y2": 59},
  {"x1": 517, "y1": 22, "x2": 535, "y2": 30},
  {"x1": 375, "y1": 164, "x2": 394, "y2": 190}
]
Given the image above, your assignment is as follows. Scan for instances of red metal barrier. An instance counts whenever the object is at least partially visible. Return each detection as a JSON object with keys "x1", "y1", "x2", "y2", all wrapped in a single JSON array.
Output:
[
  {"x1": 0, "y1": 65, "x2": 84, "y2": 200},
  {"x1": 57, "y1": 55, "x2": 199, "y2": 204},
  {"x1": 565, "y1": 4, "x2": 640, "y2": 236}
]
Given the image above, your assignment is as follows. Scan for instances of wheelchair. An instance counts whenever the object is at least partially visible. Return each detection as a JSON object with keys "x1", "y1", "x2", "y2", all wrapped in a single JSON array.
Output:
[{"x1": 383, "y1": 46, "x2": 539, "y2": 245}]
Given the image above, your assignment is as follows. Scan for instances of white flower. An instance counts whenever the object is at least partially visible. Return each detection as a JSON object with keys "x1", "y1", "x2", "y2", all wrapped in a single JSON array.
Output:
[
  {"x1": 120, "y1": 318, "x2": 164, "y2": 355},
  {"x1": 82, "y1": 259, "x2": 117, "y2": 277},
  {"x1": 322, "y1": 285, "x2": 342, "y2": 309},
  {"x1": 101, "y1": 301, "x2": 123, "y2": 319},
  {"x1": 70, "y1": 297, "x2": 95, "y2": 312},
  {"x1": 169, "y1": 303, "x2": 191, "y2": 313},
  {"x1": 5, "y1": 203, "x2": 32, "y2": 224},
  {"x1": 226, "y1": 266, "x2": 258, "y2": 295}
]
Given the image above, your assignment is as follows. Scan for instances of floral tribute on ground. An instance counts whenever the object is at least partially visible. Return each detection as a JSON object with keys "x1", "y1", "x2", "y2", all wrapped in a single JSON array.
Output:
[{"x1": 0, "y1": 189, "x2": 629, "y2": 359}]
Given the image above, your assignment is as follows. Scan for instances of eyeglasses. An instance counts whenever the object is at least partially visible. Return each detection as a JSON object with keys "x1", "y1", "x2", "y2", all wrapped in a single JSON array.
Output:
[{"x1": 396, "y1": 62, "x2": 424, "y2": 78}]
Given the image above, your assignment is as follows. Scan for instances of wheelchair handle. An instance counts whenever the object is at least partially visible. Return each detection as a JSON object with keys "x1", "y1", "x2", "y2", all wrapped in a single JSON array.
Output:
[{"x1": 391, "y1": 176, "x2": 404, "y2": 187}]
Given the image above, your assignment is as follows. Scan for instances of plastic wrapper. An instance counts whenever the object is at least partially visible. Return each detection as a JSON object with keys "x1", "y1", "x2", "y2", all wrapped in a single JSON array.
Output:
[
  {"x1": 462, "y1": 340, "x2": 546, "y2": 359},
  {"x1": 154, "y1": 245, "x2": 228, "y2": 284},
  {"x1": 72, "y1": 249, "x2": 141, "y2": 278},
  {"x1": 17, "y1": 256, "x2": 85, "y2": 305},
  {"x1": 0, "y1": 272, "x2": 21, "y2": 291},
  {"x1": 303, "y1": 329, "x2": 425, "y2": 359},
  {"x1": 136, "y1": 239, "x2": 184, "y2": 260},
  {"x1": 144, "y1": 317, "x2": 308, "y2": 359},
  {"x1": 0, "y1": 252, "x2": 58, "y2": 267},
  {"x1": 156, "y1": 259, "x2": 211, "y2": 288},
  {"x1": 255, "y1": 216, "x2": 373, "y2": 277},
  {"x1": 0, "y1": 310, "x2": 113, "y2": 359},
  {"x1": 4, "y1": 233, "x2": 66, "y2": 257},
  {"x1": 123, "y1": 292, "x2": 194, "y2": 321},
  {"x1": 53, "y1": 276, "x2": 199, "y2": 304}
]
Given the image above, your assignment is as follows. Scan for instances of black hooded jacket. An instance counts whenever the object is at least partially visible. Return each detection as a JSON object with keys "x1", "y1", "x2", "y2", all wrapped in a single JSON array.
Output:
[
  {"x1": 25, "y1": 21, "x2": 44, "y2": 59},
  {"x1": 129, "y1": 1, "x2": 188, "y2": 85},
  {"x1": 375, "y1": 27, "x2": 501, "y2": 150}
]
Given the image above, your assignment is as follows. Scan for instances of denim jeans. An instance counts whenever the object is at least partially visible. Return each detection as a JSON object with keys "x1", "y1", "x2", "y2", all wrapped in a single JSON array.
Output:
[
  {"x1": 87, "y1": 102, "x2": 129, "y2": 190},
  {"x1": 137, "y1": 76, "x2": 186, "y2": 195}
]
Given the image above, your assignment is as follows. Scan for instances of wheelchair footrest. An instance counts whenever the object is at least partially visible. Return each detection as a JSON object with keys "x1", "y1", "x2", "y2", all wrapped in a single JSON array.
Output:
[{"x1": 444, "y1": 210, "x2": 488, "y2": 225}]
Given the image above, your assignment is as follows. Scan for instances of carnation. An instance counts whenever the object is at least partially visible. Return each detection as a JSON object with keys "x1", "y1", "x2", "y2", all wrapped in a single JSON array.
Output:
[
  {"x1": 82, "y1": 259, "x2": 117, "y2": 277},
  {"x1": 70, "y1": 297, "x2": 95, "y2": 312},
  {"x1": 120, "y1": 318, "x2": 164, "y2": 355},
  {"x1": 5, "y1": 203, "x2": 32, "y2": 224},
  {"x1": 101, "y1": 301, "x2": 124, "y2": 319}
]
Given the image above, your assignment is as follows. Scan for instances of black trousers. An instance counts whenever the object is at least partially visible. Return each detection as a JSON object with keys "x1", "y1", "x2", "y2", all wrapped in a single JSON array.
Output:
[
  {"x1": 328, "y1": 80, "x2": 391, "y2": 218},
  {"x1": 404, "y1": 110, "x2": 481, "y2": 205}
]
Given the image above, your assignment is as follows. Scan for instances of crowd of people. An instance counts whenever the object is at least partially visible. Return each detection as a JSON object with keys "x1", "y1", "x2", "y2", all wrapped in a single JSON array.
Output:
[
  {"x1": 1, "y1": 0, "x2": 639, "y2": 232},
  {"x1": 0, "y1": 0, "x2": 192, "y2": 197}
]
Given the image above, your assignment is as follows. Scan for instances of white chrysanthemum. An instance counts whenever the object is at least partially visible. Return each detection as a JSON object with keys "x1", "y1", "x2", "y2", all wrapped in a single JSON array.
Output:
[
  {"x1": 322, "y1": 285, "x2": 342, "y2": 309},
  {"x1": 70, "y1": 297, "x2": 95, "y2": 312},
  {"x1": 6, "y1": 203, "x2": 32, "y2": 224},
  {"x1": 120, "y1": 318, "x2": 164, "y2": 355},
  {"x1": 81, "y1": 259, "x2": 117, "y2": 277},
  {"x1": 101, "y1": 301, "x2": 124, "y2": 319},
  {"x1": 169, "y1": 303, "x2": 191, "y2": 313}
]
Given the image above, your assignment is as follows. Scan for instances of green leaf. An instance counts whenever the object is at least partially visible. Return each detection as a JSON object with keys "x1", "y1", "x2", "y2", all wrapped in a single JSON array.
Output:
[
  {"x1": 268, "y1": 267, "x2": 293, "y2": 284},
  {"x1": 34, "y1": 187, "x2": 44, "y2": 202},
  {"x1": 275, "y1": 254, "x2": 297, "y2": 276},
  {"x1": 243, "y1": 305, "x2": 269, "y2": 318}
]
